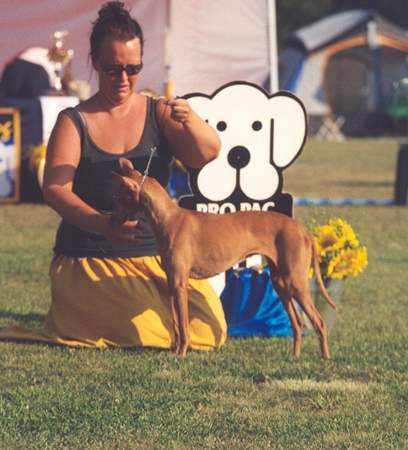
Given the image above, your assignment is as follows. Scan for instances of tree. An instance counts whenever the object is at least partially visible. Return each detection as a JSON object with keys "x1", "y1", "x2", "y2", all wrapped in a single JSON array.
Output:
[
  {"x1": 276, "y1": 0, "x2": 408, "y2": 45},
  {"x1": 276, "y1": 0, "x2": 333, "y2": 44},
  {"x1": 330, "y1": 0, "x2": 408, "y2": 29}
]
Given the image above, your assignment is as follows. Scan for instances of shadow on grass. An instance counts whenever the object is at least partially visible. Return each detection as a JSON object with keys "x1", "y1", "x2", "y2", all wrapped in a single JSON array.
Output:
[
  {"x1": 334, "y1": 180, "x2": 393, "y2": 188},
  {"x1": 0, "y1": 310, "x2": 178, "y2": 355},
  {"x1": 0, "y1": 310, "x2": 45, "y2": 324}
]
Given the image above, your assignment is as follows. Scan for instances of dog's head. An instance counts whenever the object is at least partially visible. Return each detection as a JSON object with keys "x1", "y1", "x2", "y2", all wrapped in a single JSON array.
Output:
[{"x1": 111, "y1": 158, "x2": 143, "y2": 226}]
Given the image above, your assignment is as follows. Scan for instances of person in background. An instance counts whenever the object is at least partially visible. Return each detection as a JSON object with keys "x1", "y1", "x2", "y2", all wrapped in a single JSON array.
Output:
[
  {"x1": 0, "y1": 45, "x2": 75, "y2": 98},
  {"x1": 0, "y1": 47, "x2": 53, "y2": 98},
  {"x1": 0, "y1": 1, "x2": 226, "y2": 351}
]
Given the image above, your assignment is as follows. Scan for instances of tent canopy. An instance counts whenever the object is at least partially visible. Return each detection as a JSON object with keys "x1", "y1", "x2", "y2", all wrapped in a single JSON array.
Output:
[
  {"x1": 288, "y1": 9, "x2": 408, "y2": 53},
  {"x1": 0, "y1": 0, "x2": 273, "y2": 98}
]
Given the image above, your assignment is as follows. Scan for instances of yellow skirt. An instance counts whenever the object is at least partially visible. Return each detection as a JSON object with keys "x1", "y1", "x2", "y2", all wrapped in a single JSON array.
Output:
[{"x1": 0, "y1": 255, "x2": 227, "y2": 351}]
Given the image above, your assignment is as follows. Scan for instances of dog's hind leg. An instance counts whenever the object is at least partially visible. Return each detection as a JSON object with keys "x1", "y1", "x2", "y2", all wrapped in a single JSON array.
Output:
[
  {"x1": 284, "y1": 297, "x2": 303, "y2": 358},
  {"x1": 292, "y1": 278, "x2": 330, "y2": 359},
  {"x1": 268, "y1": 263, "x2": 303, "y2": 357}
]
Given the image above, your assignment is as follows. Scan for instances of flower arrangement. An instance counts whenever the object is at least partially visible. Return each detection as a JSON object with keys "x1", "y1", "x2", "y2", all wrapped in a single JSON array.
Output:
[{"x1": 311, "y1": 218, "x2": 368, "y2": 280}]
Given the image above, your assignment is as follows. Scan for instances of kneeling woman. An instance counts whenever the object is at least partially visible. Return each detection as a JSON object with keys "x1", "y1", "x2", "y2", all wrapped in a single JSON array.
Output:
[{"x1": 0, "y1": 1, "x2": 226, "y2": 351}]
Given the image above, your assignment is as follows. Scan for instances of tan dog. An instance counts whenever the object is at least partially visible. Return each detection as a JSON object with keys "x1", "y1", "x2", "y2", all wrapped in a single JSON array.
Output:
[{"x1": 112, "y1": 158, "x2": 336, "y2": 358}]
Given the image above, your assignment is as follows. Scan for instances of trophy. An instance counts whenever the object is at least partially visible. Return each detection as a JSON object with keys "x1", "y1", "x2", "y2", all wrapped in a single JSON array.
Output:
[{"x1": 48, "y1": 31, "x2": 74, "y2": 92}]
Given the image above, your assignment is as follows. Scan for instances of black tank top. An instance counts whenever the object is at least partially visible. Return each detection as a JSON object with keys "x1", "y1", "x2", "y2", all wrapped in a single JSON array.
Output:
[{"x1": 53, "y1": 96, "x2": 173, "y2": 257}]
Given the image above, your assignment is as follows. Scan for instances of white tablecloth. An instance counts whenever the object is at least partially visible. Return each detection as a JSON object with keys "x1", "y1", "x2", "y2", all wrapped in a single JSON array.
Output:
[{"x1": 39, "y1": 96, "x2": 78, "y2": 142}]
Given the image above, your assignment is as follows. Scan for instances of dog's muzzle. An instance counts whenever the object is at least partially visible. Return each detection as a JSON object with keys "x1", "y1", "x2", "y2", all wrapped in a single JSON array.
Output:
[{"x1": 227, "y1": 146, "x2": 251, "y2": 170}]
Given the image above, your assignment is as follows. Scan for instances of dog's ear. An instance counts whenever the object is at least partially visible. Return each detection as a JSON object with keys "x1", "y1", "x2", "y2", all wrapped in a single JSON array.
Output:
[
  {"x1": 111, "y1": 171, "x2": 126, "y2": 187},
  {"x1": 111, "y1": 171, "x2": 138, "y2": 192},
  {"x1": 119, "y1": 158, "x2": 135, "y2": 177}
]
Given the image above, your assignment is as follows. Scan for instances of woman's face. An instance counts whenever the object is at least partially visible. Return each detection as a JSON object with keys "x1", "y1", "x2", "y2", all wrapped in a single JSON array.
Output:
[{"x1": 94, "y1": 36, "x2": 142, "y2": 104}]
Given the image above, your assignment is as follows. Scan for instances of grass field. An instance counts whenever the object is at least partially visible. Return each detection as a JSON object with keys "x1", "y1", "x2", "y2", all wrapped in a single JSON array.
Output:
[
  {"x1": 284, "y1": 138, "x2": 400, "y2": 200},
  {"x1": 0, "y1": 139, "x2": 407, "y2": 449}
]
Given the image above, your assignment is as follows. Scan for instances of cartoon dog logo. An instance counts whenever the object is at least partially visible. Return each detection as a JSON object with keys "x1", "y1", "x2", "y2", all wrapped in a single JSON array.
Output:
[{"x1": 179, "y1": 81, "x2": 307, "y2": 216}]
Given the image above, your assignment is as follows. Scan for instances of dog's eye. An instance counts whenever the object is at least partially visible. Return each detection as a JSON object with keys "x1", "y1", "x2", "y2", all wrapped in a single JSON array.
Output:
[
  {"x1": 252, "y1": 121, "x2": 262, "y2": 131},
  {"x1": 216, "y1": 121, "x2": 227, "y2": 131}
]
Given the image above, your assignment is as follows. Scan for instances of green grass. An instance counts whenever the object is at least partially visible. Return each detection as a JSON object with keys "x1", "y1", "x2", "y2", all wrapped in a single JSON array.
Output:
[
  {"x1": 284, "y1": 138, "x2": 400, "y2": 199},
  {"x1": 0, "y1": 139, "x2": 407, "y2": 449}
]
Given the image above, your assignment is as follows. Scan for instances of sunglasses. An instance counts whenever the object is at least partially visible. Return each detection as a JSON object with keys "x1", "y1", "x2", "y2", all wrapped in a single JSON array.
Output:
[{"x1": 101, "y1": 63, "x2": 143, "y2": 77}]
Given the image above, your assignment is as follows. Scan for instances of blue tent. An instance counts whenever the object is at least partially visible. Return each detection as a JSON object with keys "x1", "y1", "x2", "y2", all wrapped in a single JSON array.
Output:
[{"x1": 279, "y1": 10, "x2": 408, "y2": 135}]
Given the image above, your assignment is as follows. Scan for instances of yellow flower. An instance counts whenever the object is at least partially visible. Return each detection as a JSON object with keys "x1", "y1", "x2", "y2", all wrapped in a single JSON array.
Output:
[
  {"x1": 311, "y1": 218, "x2": 368, "y2": 280},
  {"x1": 314, "y1": 224, "x2": 345, "y2": 256},
  {"x1": 326, "y1": 247, "x2": 368, "y2": 280},
  {"x1": 331, "y1": 218, "x2": 359, "y2": 248},
  {"x1": 352, "y1": 246, "x2": 368, "y2": 276}
]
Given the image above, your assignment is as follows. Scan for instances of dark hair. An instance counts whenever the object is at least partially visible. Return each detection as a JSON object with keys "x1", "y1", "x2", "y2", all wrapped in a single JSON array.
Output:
[{"x1": 90, "y1": 1, "x2": 144, "y2": 63}]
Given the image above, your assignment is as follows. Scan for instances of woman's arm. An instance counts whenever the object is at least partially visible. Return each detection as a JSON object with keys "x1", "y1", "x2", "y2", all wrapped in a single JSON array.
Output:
[
  {"x1": 156, "y1": 98, "x2": 221, "y2": 168},
  {"x1": 42, "y1": 112, "x2": 137, "y2": 242}
]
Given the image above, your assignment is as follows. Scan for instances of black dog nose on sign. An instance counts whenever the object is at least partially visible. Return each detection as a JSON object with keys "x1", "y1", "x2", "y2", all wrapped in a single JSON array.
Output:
[{"x1": 227, "y1": 146, "x2": 251, "y2": 169}]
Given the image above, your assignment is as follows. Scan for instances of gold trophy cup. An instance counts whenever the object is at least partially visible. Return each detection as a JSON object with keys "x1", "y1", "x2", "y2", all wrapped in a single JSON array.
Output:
[{"x1": 48, "y1": 31, "x2": 74, "y2": 92}]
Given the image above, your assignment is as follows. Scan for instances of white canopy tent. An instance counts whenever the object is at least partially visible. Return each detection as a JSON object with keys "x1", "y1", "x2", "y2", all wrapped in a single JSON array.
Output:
[{"x1": 0, "y1": 0, "x2": 278, "y2": 97}]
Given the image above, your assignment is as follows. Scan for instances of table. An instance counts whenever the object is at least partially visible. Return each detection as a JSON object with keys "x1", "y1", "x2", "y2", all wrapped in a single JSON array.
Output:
[{"x1": 39, "y1": 95, "x2": 78, "y2": 142}]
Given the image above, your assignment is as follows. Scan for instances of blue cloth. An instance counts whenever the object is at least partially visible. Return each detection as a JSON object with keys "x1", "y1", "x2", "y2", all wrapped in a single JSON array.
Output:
[
  {"x1": 169, "y1": 165, "x2": 191, "y2": 199},
  {"x1": 220, "y1": 268, "x2": 293, "y2": 337}
]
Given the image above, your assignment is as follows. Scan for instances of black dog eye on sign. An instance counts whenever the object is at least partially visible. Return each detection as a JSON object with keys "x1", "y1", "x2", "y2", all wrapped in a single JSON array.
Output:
[{"x1": 178, "y1": 81, "x2": 307, "y2": 217}]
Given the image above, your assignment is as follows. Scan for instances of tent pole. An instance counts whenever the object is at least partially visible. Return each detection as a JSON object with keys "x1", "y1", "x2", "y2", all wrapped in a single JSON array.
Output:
[
  {"x1": 267, "y1": 0, "x2": 279, "y2": 93},
  {"x1": 367, "y1": 21, "x2": 383, "y2": 111},
  {"x1": 164, "y1": 0, "x2": 175, "y2": 99}
]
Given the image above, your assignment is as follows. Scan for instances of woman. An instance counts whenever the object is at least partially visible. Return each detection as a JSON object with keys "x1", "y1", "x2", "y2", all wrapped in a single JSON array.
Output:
[{"x1": 0, "y1": 1, "x2": 226, "y2": 351}]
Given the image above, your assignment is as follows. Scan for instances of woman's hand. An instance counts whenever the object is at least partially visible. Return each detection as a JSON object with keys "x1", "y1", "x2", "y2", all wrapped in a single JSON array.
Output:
[
  {"x1": 166, "y1": 97, "x2": 193, "y2": 124},
  {"x1": 103, "y1": 216, "x2": 139, "y2": 243},
  {"x1": 157, "y1": 97, "x2": 221, "y2": 169}
]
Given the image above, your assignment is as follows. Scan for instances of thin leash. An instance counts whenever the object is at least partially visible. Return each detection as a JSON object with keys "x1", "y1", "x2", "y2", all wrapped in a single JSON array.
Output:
[
  {"x1": 139, "y1": 93, "x2": 172, "y2": 189},
  {"x1": 139, "y1": 94, "x2": 173, "y2": 190},
  {"x1": 94, "y1": 102, "x2": 161, "y2": 251},
  {"x1": 97, "y1": 146, "x2": 155, "y2": 238},
  {"x1": 140, "y1": 145, "x2": 157, "y2": 189}
]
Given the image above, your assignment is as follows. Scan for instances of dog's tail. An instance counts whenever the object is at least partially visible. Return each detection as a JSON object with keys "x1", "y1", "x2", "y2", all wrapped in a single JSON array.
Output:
[{"x1": 312, "y1": 240, "x2": 337, "y2": 310}]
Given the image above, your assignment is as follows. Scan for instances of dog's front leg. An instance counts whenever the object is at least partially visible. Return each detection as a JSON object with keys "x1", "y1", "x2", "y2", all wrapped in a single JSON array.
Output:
[
  {"x1": 168, "y1": 275, "x2": 190, "y2": 357},
  {"x1": 169, "y1": 290, "x2": 181, "y2": 354}
]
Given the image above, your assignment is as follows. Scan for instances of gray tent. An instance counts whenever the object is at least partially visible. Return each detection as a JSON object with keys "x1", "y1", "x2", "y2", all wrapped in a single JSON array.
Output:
[{"x1": 279, "y1": 9, "x2": 408, "y2": 136}]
